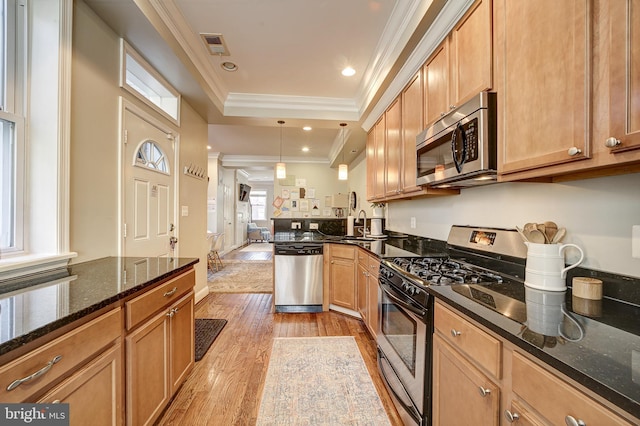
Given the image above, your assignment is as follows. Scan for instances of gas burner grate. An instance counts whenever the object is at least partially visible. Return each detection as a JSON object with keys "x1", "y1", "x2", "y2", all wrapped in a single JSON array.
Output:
[{"x1": 392, "y1": 257, "x2": 504, "y2": 286}]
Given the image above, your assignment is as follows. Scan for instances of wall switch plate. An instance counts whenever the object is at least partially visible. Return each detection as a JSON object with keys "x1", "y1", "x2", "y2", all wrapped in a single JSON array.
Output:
[
  {"x1": 410, "y1": 217, "x2": 416, "y2": 229},
  {"x1": 633, "y1": 225, "x2": 640, "y2": 258},
  {"x1": 309, "y1": 223, "x2": 319, "y2": 230},
  {"x1": 181, "y1": 206, "x2": 189, "y2": 217},
  {"x1": 291, "y1": 222, "x2": 301, "y2": 230}
]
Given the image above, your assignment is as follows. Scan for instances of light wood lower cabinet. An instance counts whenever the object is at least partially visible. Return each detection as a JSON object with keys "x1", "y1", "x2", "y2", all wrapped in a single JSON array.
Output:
[
  {"x1": 432, "y1": 333, "x2": 500, "y2": 426},
  {"x1": 434, "y1": 300, "x2": 638, "y2": 426},
  {"x1": 356, "y1": 248, "x2": 380, "y2": 338},
  {"x1": 126, "y1": 290, "x2": 194, "y2": 426},
  {"x1": 0, "y1": 307, "x2": 123, "y2": 408},
  {"x1": 328, "y1": 244, "x2": 357, "y2": 311},
  {"x1": 38, "y1": 342, "x2": 124, "y2": 426}
]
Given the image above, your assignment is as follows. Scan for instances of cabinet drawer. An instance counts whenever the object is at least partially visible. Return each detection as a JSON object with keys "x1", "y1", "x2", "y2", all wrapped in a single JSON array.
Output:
[
  {"x1": 0, "y1": 307, "x2": 122, "y2": 403},
  {"x1": 331, "y1": 244, "x2": 356, "y2": 260},
  {"x1": 512, "y1": 352, "x2": 633, "y2": 425},
  {"x1": 126, "y1": 269, "x2": 194, "y2": 330},
  {"x1": 434, "y1": 302, "x2": 501, "y2": 378}
]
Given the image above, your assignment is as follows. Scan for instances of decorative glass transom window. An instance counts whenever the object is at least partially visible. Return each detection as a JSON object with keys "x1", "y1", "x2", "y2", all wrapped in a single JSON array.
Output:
[{"x1": 135, "y1": 140, "x2": 169, "y2": 174}]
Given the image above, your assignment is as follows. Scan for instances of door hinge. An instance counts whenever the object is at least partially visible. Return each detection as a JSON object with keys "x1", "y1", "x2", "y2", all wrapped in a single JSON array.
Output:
[
  {"x1": 123, "y1": 223, "x2": 127, "y2": 238},
  {"x1": 123, "y1": 130, "x2": 128, "y2": 145}
]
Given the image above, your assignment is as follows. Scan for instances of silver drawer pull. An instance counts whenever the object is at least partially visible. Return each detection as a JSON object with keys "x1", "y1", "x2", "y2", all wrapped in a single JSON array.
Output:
[
  {"x1": 478, "y1": 386, "x2": 491, "y2": 397},
  {"x1": 163, "y1": 287, "x2": 178, "y2": 297},
  {"x1": 7, "y1": 355, "x2": 63, "y2": 391},
  {"x1": 565, "y1": 415, "x2": 586, "y2": 426},
  {"x1": 504, "y1": 410, "x2": 520, "y2": 423},
  {"x1": 450, "y1": 329, "x2": 461, "y2": 338}
]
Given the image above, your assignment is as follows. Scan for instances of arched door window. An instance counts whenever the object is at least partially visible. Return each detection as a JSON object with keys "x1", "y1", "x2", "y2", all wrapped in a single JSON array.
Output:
[{"x1": 134, "y1": 140, "x2": 169, "y2": 174}]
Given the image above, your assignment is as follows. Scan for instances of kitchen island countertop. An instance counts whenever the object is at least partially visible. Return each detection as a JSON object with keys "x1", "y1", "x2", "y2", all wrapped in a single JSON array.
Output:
[{"x1": 0, "y1": 256, "x2": 198, "y2": 357}]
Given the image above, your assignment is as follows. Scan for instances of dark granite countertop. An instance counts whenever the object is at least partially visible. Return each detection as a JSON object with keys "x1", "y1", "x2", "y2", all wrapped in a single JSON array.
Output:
[
  {"x1": 362, "y1": 234, "x2": 640, "y2": 419},
  {"x1": 0, "y1": 256, "x2": 198, "y2": 357}
]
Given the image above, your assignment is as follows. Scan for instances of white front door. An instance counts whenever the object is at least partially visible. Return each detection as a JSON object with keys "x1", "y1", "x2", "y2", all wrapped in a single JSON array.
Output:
[{"x1": 122, "y1": 105, "x2": 176, "y2": 258}]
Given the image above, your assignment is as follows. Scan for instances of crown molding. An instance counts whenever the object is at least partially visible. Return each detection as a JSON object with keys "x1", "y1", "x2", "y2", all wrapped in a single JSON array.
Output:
[
  {"x1": 141, "y1": 0, "x2": 228, "y2": 110},
  {"x1": 224, "y1": 93, "x2": 360, "y2": 121}
]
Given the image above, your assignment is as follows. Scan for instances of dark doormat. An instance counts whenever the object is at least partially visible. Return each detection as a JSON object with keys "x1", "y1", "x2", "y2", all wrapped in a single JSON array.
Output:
[{"x1": 194, "y1": 318, "x2": 227, "y2": 361}]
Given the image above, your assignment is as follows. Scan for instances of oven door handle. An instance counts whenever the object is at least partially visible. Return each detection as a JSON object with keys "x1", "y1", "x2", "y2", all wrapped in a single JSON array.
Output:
[{"x1": 380, "y1": 282, "x2": 428, "y2": 320}]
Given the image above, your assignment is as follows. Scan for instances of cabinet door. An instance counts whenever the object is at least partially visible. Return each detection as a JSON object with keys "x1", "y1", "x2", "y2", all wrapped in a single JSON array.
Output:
[
  {"x1": 424, "y1": 41, "x2": 450, "y2": 127},
  {"x1": 608, "y1": 0, "x2": 640, "y2": 154},
  {"x1": 126, "y1": 310, "x2": 169, "y2": 426},
  {"x1": 366, "y1": 274, "x2": 379, "y2": 339},
  {"x1": 449, "y1": 0, "x2": 493, "y2": 107},
  {"x1": 39, "y1": 343, "x2": 124, "y2": 426},
  {"x1": 498, "y1": 0, "x2": 591, "y2": 175},
  {"x1": 401, "y1": 70, "x2": 424, "y2": 194},
  {"x1": 330, "y1": 257, "x2": 357, "y2": 310},
  {"x1": 366, "y1": 129, "x2": 376, "y2": 201},
  {"x1": 432, "y1": 335, "x2": 500, "y2": 426},
  {"x1": 170, "y1": 292, "x2": 194, "y2": 394},
  {"x1": 385, "y1": 98, "x2": 402, "y2": 197},
  {"x1": 356, "y1": 262, "x2": 368, "y2": 321},
  {"x1": 374, "y1": 116, "x2": 386, "y2": 199}
]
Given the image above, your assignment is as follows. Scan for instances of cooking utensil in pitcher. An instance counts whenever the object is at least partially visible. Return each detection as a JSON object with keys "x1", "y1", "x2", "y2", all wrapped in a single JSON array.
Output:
[{"x1": 552, "y1": 227, "x2": 566, "y2": 243}]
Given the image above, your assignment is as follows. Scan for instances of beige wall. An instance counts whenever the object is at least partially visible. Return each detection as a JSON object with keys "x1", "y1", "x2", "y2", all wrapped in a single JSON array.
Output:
[
  {"x1": 273, "y1": 163, "x2": 349, "y2": 219},
  {"x1": 70, "y1": 1, "x2": 209, "y2": 299}
]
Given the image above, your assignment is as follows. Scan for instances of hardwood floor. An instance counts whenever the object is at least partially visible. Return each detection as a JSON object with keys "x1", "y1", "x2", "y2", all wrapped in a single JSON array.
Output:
[{"x1": 158, "y1": 292, "x2": 403, "y2": 425}]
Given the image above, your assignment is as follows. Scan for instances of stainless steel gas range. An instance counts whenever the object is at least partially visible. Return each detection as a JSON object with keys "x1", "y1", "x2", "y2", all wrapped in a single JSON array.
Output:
[{"x1": 377, "y1": 226, "x2": 527, "y2": 426}]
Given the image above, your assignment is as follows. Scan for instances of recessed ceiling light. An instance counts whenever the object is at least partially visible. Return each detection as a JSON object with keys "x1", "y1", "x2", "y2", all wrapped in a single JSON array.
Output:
[
  {"x1": 303, "y1": 126, "x2": 312, "y2": 131},
  {"x1": 207, "y1": 145, "x2": 212, "y2": 150},
  {"x1": 221, "y1": 61, "x2": 238, "y2": 72},
  {"x1": 302, "y1": 147, "x2": 310, "y2": 152},
  {"x1": 341, "y1": 67, "x2": 356, "y2": 77}
]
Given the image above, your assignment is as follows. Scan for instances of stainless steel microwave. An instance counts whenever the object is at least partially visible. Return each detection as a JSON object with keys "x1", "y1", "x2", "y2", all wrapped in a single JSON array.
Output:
[{"x1": 416, "y1": 92, "x2": 497, "y2": 188}]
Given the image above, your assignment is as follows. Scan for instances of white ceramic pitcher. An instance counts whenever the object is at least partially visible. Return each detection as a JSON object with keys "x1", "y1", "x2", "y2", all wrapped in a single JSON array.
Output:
[{"x1": 524, "y1": 242, "x2": 584, "y2": 291}]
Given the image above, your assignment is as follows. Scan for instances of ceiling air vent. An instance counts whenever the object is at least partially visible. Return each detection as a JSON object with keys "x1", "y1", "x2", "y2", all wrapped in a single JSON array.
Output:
[{"x1": 200, "y1": 33, "x2": 230, "y2": 56}]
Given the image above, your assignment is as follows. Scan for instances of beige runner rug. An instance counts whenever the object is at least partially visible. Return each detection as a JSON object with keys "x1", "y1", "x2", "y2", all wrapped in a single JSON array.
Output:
[
  {"x1": 256, "y1": 336, "x2": 391, "y2": 425},
  {"x1": 208, "y1": 260, "x2": 273, "y2": 293}
]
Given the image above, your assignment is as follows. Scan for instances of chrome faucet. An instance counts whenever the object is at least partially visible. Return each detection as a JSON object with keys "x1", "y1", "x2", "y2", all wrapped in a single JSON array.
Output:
[{"x1": 356, "y1": 209, "x2": 367, "y2": 237}]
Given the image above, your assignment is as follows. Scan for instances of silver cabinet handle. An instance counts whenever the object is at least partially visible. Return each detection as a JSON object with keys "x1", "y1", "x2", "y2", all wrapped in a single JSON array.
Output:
[
  {"x1": 605, "y1": 137, "x2": 621, "y2": 148},
  {"x1": 567, "y1": 147, "x2": 582, "y2": 156},
  {"x1": 440, "y1": 112, "x2": 446, "y2": 117},
  {"x1": 478, "y1": 386, "x2": 491, "y2": 397},
  {"x1": 504, "y1": 410, "x2": 520, "y2": 423},
  {"x1": 449, "y1": 104, "x2": 456, "y2": 110},
  {"x1": 565, "y1": 415, "x2": 586, "y2": 426},
  {"x1": 163, "y1": 287, "x2": 177, "y2": 297},
  {"x1": 166, "y1": 308, "x2": 178, "y2": 318},
  {"x1": 7, "y1": 355, "x2": 63, "y2": 391},
  {"x1": 450, "y1": 329, "x2": 461, "y2": 337}
]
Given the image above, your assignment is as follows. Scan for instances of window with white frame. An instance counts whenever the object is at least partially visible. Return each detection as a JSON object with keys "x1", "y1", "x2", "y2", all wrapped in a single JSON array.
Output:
[
  {"x1": 121, "y1": 40, "x2": 180, "y2": 124},
  {"x1": 250, "y1": 190, "x2": 267, "y2": 221},
  {"x1": 0, "y1": 0, "x2": 26, "y2": 254}
]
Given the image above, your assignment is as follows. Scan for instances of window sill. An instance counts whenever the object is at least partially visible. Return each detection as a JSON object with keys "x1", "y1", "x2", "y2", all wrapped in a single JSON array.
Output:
[{"x1": 0, "y1": 253, "x2": 78, "y2": 280}]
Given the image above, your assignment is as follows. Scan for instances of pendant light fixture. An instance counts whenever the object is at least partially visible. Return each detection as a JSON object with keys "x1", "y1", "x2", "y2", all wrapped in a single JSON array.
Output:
[
  {"x1": 338, "y1": 122, "x2": 348, "y2": 180},
  {"x1": 276, "y1": 120, "x2": 286, "y2": 179}
]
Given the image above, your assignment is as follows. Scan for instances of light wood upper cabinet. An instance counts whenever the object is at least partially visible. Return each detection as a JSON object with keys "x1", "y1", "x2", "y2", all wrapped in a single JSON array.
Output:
[
  {"x1": 374, "y1": 116, "x2": 386, "y2": 199},
  {"x1": 401, "y1": 70, "x2": 424, "y2": 194},
  {"x1": 496, "y1": 0, "x2": 592, "y2": 176},
  {"x1": 424, "y1": 41, "x2": 450, "y2": 127},
  {"x1": 384, "y1": 98, "x2": 402, "y2": 197},
  {"x1": 366, "y1": 129, "x2": 376, "y2": 201},
  {"x1": 607, "y1": 0, "x2": 640, "y2": 154},
  {"x1": 449, "y1": 0, "x2": 493, "y2": 108}
]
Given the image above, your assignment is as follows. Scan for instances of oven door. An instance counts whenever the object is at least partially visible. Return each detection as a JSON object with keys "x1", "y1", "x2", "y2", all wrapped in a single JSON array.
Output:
[{"x1": 377, "y1": 279, "x2": 430, "y2": 425}]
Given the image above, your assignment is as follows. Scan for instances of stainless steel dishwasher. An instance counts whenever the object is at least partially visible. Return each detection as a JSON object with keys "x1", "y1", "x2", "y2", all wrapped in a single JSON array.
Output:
[{"x1": 274, "y1": 242, "x2": 323, "y2": 313}]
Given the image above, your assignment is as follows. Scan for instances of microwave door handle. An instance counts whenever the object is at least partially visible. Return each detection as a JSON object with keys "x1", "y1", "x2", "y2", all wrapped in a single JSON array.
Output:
[{"x1": 452, "y1": 122, "x2": 467, "y2": 173}]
